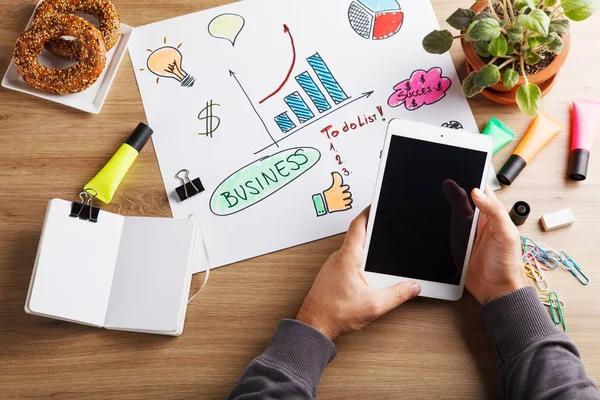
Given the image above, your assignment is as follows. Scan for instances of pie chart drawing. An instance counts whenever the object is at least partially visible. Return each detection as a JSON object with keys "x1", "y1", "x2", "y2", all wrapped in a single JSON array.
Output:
[{"x1": 348, "y1": 0, "x2": 404, "y2": 40}]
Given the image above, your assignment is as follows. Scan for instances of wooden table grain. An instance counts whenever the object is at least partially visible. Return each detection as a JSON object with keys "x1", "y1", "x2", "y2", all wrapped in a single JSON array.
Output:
[{"x1": 1, "y1": 1, "x2": 599, "y2": 399}]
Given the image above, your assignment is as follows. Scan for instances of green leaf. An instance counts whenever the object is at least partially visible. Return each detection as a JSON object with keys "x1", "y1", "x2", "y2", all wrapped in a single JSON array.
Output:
[
  {"x1": 518, "y1": 5, "x2": 530, "y2": 13},
  {"x1": 544, "y1": 0, "x2": 558, "y2": 5},
  {"x1": 474, "y1": 11, "x2": 496, "y2": 21},
  {"x1": 526, "y1": 36, "x2": 539, "y2": 48},
  {"x1": 503, "y1": 68, "x2": 520, "y2": 89},
  {"x1": 536, "y1": 33, "x2": 555, "y2": 43},
  {"x1": 446, "y1": 8, "x2": 476, "y2": 30},
  {"x1": 562, "y1": 0, "x2": 598, "y2": 21},
  {"x1": 474, "y1": 64, "x2": 501, "y2": 87},
  {"x1": 462, "y1": 71, "x2": 485, "y2": 97},
  {"x1": 469, "y1": 18, "x2": 502, "y2": 41},
  {"x1": 465, "y1": 20, "x2": 477, "y2": 41},
  {"x1": 513, "y1": 0, "x2": 529, "y2": 10},
  {"x1": 473, "y1": 40, "x2": 491, "y2": 57},
  {"x1": 526, "y1": 0, "x2": 537, "y2": 8},
  {"x1": 489, "y1": 35, "x2": 508, "y2": 56},
  {"x1": 516, "y1": 83, "x2": 541, "y2": 116},
  {"x1": 518, "y1": 9, "x2": 551, "y2": 37},
  {"x1": 507, "y1": 27, "x2": 524, "y2": 42},
  {"x1": 546, "y1": 33, "x2": 565, "y2": 53},
  {"x1": 525, "y1": 49, "x2": 542, "y2": 64},
  {"x1": 549, "y1": 19, "x2": 571, "y2": 34},
  {"x1": 507, "y1": 43, "x2": 517, "y2": 54},
  {"x1": 422, "y1": 30, "x2": 454, "y2": 54}
]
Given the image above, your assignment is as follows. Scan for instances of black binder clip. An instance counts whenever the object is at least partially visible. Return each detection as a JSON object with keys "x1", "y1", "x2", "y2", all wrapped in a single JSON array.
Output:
[
  {"x1": 70, "y1": 190, "x2": 100, "y2": 223},
  {"x1": 175, "y1": 169, "x2": 204, "y2": 201}
]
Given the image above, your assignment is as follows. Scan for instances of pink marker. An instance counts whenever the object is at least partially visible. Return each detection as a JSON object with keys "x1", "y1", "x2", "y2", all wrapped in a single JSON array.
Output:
[{"x1": 569, "y1": 98, "x2": 600, "y2": 181}]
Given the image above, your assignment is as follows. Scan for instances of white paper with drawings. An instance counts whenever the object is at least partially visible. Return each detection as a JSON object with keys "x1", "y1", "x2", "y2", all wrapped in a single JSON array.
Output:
[{"x1": 129, "y1": 0, "x2": 499, "y2": 273}]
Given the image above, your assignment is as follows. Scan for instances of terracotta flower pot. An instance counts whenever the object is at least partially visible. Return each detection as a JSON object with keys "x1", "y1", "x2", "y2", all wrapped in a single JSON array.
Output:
[
  {"x1": 465, "y1": 60, "x2": 558, "y2": 105},
  {"x1": 460, "y1": 1, "x2": 570, "y2": 100}
]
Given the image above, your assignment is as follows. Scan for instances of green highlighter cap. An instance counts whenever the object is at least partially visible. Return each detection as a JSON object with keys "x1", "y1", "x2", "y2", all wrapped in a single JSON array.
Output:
[{"x1": 482, "y1": 117, "x2": 516, "y2": 154}]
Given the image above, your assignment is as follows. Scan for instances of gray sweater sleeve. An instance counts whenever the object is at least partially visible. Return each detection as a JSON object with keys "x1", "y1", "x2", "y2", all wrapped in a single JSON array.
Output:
[
  {"x1": 480, "y1": 286, "x2": 600, "y2": 400},
  {"x1": 230, "y1": 287, "x2": 599, "y2": 399},
  {"x1": 228, "y1": 318, "x2": 337, "y2": 399}
]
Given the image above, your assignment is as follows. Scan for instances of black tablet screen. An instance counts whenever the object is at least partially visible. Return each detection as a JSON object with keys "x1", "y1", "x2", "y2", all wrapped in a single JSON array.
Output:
[{"x1": 364, "y1": 135, "x2": 487, "y2": 285}]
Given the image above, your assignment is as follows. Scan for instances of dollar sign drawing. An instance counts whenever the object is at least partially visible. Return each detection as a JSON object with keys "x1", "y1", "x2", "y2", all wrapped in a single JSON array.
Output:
[{"x1": 197, "y1": 100, "x2": 221, "y2": 138}]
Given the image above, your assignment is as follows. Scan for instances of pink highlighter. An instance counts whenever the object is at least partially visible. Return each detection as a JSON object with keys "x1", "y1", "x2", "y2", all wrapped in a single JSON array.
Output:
[{"x1": 569, "y1": 98, "x2": 600, "y2": 180}]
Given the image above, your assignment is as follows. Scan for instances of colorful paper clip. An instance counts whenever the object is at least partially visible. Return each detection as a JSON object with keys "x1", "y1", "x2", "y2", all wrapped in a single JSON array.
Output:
[
  {"x1": 535, "y1": 243, "x2": 562, "y2": 270},
  {"x1": 548, "y1": 292, "x2": 566, "y2": 332},
  {"x1": 521, "y1": 237, "x2": 559, "y2": 270},
  {"x1": 524, "y1": 254, "x2": 550, "y2": 291},
  {"x1": 538, "y1": 291, "x2": 566, "y2": 309},
  {"x1": 557, "y1": 250, "x2": 590, "y2": 286}
]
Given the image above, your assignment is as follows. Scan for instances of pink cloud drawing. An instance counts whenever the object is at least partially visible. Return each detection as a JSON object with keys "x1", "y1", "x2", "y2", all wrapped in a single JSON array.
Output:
[{"x1": 388, "y1": 67, "x2": 452, "y2": 111}]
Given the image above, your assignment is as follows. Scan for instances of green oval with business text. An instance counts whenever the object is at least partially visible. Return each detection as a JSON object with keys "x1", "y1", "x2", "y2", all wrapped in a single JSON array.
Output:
[{"x1": 209, "y1": 147, "x2": 321, "y2": 216}]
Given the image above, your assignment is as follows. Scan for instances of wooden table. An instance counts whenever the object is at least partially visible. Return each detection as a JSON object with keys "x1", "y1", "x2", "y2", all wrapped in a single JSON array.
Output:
[{"x1": 1, "y1": 1, "x2": 599, "y2": 398}]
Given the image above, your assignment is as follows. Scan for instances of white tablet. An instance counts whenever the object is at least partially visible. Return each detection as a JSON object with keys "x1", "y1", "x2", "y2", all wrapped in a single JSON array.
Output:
[{"x1": 362, "y1": 119, "x2": 493, "y2": 301}]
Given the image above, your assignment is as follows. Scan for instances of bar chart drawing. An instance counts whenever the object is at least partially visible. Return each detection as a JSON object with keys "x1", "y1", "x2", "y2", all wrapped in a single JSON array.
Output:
[
  {"x1": 284, "y1": 91, "x2": 314, "y2": 123},
  {"x1": 295, "y1": 71, "x2": 331, "y2": 113},
  {"x1": 274, "y1": 112, "x2": 296, "y2": 133},
  {"x1": 230, "y1": 55, "x2": 372, "y2": 154},
  {"x1": 307, "y1": 53, "x2": 349, "y2": 105},
  {"x1": 274, "y1": 52, "x2": 350, "y2": 134}
]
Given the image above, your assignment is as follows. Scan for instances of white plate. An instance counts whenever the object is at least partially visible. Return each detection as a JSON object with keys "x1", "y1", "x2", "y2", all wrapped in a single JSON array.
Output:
[{"x1": 1, "y1": 2, "x2": 133, "y2": 114}]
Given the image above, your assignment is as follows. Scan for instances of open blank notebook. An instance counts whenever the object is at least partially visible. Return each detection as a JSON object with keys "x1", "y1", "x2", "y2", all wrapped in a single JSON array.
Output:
[{"x1": 25, "y1": 199, "x2": 199, "y2": 336}]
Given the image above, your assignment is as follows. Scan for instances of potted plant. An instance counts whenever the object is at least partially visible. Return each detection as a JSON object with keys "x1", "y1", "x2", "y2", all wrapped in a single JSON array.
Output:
[{"x1": 422, "y1": 0, "x2": 597, "y2": 116}]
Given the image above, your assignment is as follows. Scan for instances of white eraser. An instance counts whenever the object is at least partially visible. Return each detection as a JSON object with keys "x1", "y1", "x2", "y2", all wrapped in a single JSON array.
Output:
[{"x1": 540, "y1": 208, "x2": 575, "y2": 231}]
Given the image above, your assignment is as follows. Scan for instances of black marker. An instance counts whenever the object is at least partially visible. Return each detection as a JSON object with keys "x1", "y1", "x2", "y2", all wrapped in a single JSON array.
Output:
[{"x1": 509, "y1": 201, "x2": 530, "y2": 226}]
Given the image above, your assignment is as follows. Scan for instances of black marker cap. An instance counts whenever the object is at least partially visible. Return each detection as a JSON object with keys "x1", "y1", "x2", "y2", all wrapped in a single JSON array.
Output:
[
  {"x1": 497, "y1": 154, "x2": 527, "y2": 186},
  {"x1": 125, "y1": 123, "x2": 154, "y2": 153},
  {"x1": 509, "y1": 201, "x2": 530, "y2": 226},
  {"x1": 567, "y1": 149, "x2": 590, "y2": 181}
]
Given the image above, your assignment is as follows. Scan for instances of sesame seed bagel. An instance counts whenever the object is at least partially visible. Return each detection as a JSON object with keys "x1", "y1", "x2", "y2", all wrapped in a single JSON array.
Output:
[
  {"x1": 13, "y1": 14, "x2": 107, "y2": 94},
  {"x1": 33, "y1": 0, "x2": 120, "y2": 60}
]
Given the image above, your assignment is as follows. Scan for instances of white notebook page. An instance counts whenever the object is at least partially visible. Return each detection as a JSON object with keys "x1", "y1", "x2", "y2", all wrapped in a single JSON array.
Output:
[
  {"x1": 27, "y1": 199, "x2": 124, "y2": 326},
  {"x1": 104, "y1": 217, "x2": 195, "y2": 333}
]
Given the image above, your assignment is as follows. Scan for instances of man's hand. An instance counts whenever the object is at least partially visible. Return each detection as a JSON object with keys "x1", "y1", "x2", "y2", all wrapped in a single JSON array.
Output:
[
  {"x1": 467, "y1": 187, "x2": 528, "y2": 305},
  {"x1": 296, "y1": 207, "x2": 421, "y2": 341}
]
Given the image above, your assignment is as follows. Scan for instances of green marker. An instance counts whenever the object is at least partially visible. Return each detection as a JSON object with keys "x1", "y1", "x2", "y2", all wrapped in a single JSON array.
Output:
[
  {"x1": 84, "y1": 123, "x2": 153, "y2": 203},
  {"x1": 482, "y1": 117, "x2": 516, "y2": 154}
]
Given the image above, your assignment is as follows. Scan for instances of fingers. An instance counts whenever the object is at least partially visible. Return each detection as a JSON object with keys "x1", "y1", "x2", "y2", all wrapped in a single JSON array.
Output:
[
  {"x1": 472, "y1": 186, "x2": 518, "y2": 241},
  {"x1": 371, "y1": 281, "x2": 421, "y2": 316},
  {"x1": 442, "y1": 179, "x2": 474, "y2": 220},
  {"x1": 343, "y1": 206, "x2": 370, "y2": 251}
]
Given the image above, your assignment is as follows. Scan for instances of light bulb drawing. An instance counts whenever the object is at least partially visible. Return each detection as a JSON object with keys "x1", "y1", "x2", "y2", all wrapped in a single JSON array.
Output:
[{"x1": 140, "y1": 36, "x2": 195, "y2": 87}]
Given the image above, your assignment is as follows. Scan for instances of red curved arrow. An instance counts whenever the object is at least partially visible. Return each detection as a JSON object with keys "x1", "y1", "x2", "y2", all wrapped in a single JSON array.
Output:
[{"x1": 259, "y1": 24, "x2": 296, "y2": 104}]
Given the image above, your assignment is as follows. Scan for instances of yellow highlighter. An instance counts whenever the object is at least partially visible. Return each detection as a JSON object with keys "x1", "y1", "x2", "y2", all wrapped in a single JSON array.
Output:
[{"x1": 85, "y1": 123, "x2": 154, "y2": 203}]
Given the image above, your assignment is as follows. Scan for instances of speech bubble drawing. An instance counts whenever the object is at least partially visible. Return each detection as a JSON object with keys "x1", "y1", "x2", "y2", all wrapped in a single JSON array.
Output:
[
  {"x1": 208, "y1": 14, "x2": 245, "y2": 46},
  {"x1": 210, "y1": 147, "x2": 321, "y2": 216},
  {"x1": 387, "y1": 67, "x2": 452, "y2": 111}
]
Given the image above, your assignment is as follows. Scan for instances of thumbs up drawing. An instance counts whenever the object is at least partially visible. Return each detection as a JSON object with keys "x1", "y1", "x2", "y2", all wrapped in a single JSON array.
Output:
[{"x1": 312, "y1": 172, "x2": 353, "y2": 217}]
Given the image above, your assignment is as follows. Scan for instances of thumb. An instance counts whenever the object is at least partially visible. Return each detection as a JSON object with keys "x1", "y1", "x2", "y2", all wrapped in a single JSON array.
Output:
[
  {"x1": 372, "y1": 281, "x2": 421, "y2": 315},
  {"x1": 330, "y1": 171, "x2": 344, "y2": 188},
  {"x1": 472, "y1": 186, "x2": 517, "y2": 240}
]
